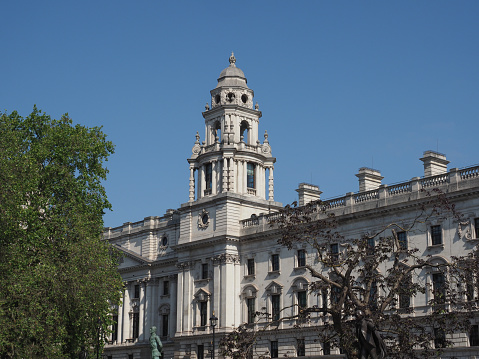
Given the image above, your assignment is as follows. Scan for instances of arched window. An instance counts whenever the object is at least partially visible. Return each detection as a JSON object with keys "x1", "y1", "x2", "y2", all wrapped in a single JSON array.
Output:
[
  {"x1": 240, "y1": 121, "x2": 249, "y2": 144},
  {"x1": 242, "y1": 285, "x2": 258, "y2": 324},
  {"x1": 247, "y1": 163, "x2": 255, "y2": 189},
  {"x1": 194, "y1": 289, "x2": 211, "y2": 328},
  {"x1": 265, "y1": 281, "x2": 283, "y2": 321},
  {"x1": 213, "y1": 121, "x2": 221, "y2": 143}
]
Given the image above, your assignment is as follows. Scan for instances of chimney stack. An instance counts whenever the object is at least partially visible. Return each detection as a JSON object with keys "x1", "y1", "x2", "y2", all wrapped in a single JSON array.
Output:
[
  {"x1": 356, "y1": 168, "x2": 383, "y2": 192},
  {"x1": 420, "y1": 151, "x2": 449, "y2": 177},
  {"x1": 296, "y1": 183, "x2": 322, "y2": 206}
]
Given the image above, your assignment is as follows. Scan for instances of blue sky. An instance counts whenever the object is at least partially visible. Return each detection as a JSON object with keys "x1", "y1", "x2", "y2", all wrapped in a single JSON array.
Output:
[{"x1": 2, "y1": 1, "x2": 478, "y2": 228}]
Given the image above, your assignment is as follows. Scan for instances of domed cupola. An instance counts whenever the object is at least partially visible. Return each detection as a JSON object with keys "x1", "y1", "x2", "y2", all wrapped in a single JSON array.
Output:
[
  {"x1": 187, "y1": 53, "x2": 276, "y2": 204},
  {"x1": 210, "y1": 52, "x2": 254, "y2": 110}
]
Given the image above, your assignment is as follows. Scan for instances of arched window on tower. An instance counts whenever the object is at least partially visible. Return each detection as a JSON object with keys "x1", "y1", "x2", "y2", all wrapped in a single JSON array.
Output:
[
  {"x1": 205, "y1": 163, "x2": 212, "y2": 195},
  {"x1": 213, "y1": 121, "x2": 221, "y2": 143},
  {"x1": 247, "y1": 163, "x2": 255, "y2": 191},
  {"x1": 240, "y1": 121, "x2": 249, "y2": 144}
]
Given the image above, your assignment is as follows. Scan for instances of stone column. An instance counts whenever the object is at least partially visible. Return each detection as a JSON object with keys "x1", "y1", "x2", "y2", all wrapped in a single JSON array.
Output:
[
  {"x1": 230, "y1": 159, "x2": 236, "y2": 192},
  {"x1": 170, "y1": 274, "x2": 178, "y2": 338},
  {"x1": 268, "y1": 166, "x2": 274, "y2": 201},
  {"x1": 189, "y1": 164, "x2": 195, "y2": 202},
  {"x1": 222, "y1": 158, "x2": 228, "y2": 192},
  {"x1": 139, "y1": 281, "x2": 146, "y2": 341},
  {"x1": 117, "y1": 290, "x2": 124, "y2": 344},
  {"x1": 176, "y1": 269, "x2": 184, "y2": 335},
  {"x1": 255, "y1": 164, "x2": 260, "y2": 195},
  {"x1": 237, "y1": 160, "x2": 243, "y2": 194},
  {"x1": 212, "y1": 160, "x2": 217, "y2": 195},
  {"x1": 122, "y1": 282, "x2": 131, "y2": 342},
  {"x1": 200, "y1": 165, "x2": 205, "y2": 199}
]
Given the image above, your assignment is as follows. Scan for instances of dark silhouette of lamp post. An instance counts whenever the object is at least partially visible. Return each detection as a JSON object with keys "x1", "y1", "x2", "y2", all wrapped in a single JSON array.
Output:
[{"x1": 210, "y1": 311, "x2": 218, "y2": 359}]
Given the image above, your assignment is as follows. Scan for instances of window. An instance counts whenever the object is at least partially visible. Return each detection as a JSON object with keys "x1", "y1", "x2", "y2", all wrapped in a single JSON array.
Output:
[
  {"x1": 163, "y1": 280, "x2": 170, "y2": 295},
  {"x1": 399, "y1": 274, "x2": 411, "y2": 309},
  {"x1": 397, "y1": 231, "x2": 407, "y2": 250},
  {"x1": 162, "y1": 314, "x2": 169, "y2": 337},
  {"x1": 298, "y1": 291, "x2": 307, "y2": 312},
  {"x1": 466, "y1": 272, "x2": 475, "y2": 301},
  {"x1": 129, "y1": 355, "x2": 133, "y2": 359},
  {"x1": 271, "y1": 254, "x2": 280, "y2": 272},
  {"x1": 431, "y1": 225, "x2": 442, "y2": 245},
  {"x1": 475, "y1": 218, "x2": 479, "y2": 239},
  {"x1": 111, "y1": 314, "x2": 118, "y2": 342},
  {"x1": 134, "y1": 284, "x2": 140, "y2": 299},
  {"x1": 297, "y1": 249, "x2": 306, "y2": 267},
  {"x1": 330, "y1": 243, "x2": 339, "y2": 264},
  {"x1": 202, "y1": 263, "x2": 208, "y2": 279},
  {"x1": 271, "y1": 341, "x2": 278, "y2": 358},
  {"x1": 434, "y1": 327, "x2": 446, "y2": 348},
  {"x1": 197, "y1": 345, "x2": 204, "y2": 359},
  {"x1": 205, "y1": 163, "x2": 212, "y2": 190},
  {"x1": 247, "y1": 298, "x2": 255, "y2": 324},
  {"x1": 331, "y1": 286, "x2": 341, "y2": 305},
  {"x1": 297, "y1": 339, "x2": 305, "y2": 357},
  {"x1": 272, "y1": 294, "x2": 280, "y2": 321},
  {"x1": 247, "y1": 163, "x2": 255, "y2": 189},
  {"x1": 470, "y1": 325, "x2": 479, "y2": 346},
  {"x1": 247, "y1": 258, "x2": 255, "y2": 276},
  {"x1": 432, "y1": 272, "x2": 446, "y2": 304},
  {"x1": 367, "y1": 237, "x2": 375, "y2": 255},
  {"x1": 132, "y1": 312, "x2": 139, "y2": 339},
  {"x1": 323, "y1": 341, "x2": 330, "y2": 355},
  {"x1": 200, "y1": 301, "x2": 207, "y2": 327},
  {"x1": 322, "y1": 289, "x2": 328, "y2": 313}
]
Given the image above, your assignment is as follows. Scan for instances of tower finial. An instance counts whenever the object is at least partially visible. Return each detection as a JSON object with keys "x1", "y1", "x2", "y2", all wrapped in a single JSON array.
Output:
[{"x1": 229, "y1": 52, "x2": 236, "y2": 67}]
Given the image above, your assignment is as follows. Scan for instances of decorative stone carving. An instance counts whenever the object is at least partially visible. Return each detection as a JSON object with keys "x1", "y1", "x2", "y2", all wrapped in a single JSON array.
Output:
[
  {"x1": 192, "y1": 132, "x2": 201, "y2": 155},
  {"x1": 176, "y1": 261, "x2": 193, "y2": 270},
  {"x1": 457, "y1": 220, "x2": 471, "y2": 239},
  {"x1": 212, "y1": 253, "x2": 240, "y2": 265},
  {"x1": 197, "y1": 209, "x2": 210, "y2": 229}
]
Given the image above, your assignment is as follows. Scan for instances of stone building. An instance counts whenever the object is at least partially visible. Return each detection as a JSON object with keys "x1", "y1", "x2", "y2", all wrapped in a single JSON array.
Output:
[{"x1": 103, "y1": 54, "x2": 479, "y2": 359}]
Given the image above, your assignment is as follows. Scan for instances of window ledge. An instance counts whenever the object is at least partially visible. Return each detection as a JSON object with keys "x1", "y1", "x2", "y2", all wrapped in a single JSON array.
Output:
[
  {"x1": 160, "y1": 294, "x2": 170, "y2": 298},
  {"x1": 294, "y1": 265, "x2": 307, "y2": 270},
  {"x1": 427, "y1": 244, "x2": 445, "y2": 249},
  {"x1": 194, "y1": 278, "x2": 211, "y2": 284},
  {"x1": 268, "y1": 270, "x2": 280, "y2": 275},
  {"x1": 244, "y1": 274, "x2": 256, "y2": 279}
]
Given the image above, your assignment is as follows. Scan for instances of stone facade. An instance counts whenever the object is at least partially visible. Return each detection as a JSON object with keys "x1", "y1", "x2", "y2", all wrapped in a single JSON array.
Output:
[{"x1": 103, "y1": 54, "x2": 479, "y2": 359}]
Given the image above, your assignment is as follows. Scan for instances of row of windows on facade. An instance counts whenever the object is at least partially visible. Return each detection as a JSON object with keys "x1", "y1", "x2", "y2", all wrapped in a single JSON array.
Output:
[
  {"x1": 193, "y1": 326, "x2": 479, "y2": 359},
  {"x1": 110, "y1": 312, "x2": 170, "y2": 342}
]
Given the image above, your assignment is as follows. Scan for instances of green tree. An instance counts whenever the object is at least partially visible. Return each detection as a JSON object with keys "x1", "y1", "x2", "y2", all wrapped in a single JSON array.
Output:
[{"x1": 0, "y1": 107, "x2": 123, "y2": 358}]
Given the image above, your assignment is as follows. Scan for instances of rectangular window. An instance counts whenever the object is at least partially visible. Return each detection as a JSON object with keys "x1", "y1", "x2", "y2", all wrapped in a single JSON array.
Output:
[
  {"x1": 111, "y1": 314, "x2": 118, "y2": 342},
  {"x1": 475, "y1": 218, "x2": 479, "y2": 239},
  {"x1": 367, "y1": 237, "x2": 375, "y2": 255},
  {"x1": 297, "y1": 339, "x2": 305, "y2": 357},
  {"x1": 197, "y1": 345, "x2": 204, "y2": 359},
  {"x1": 271, "y1": 254, "x2": 280, "y2": 272},
  {"x1": 247, "y1": 258, "x2": 255, "y2": 276},
  {"x1": 433, "y1": 272, "x2": 446, "y2": 304},
  {"x1": 298, "y1": 291, "x2": 307, "y2": 311},
  {"x1": 466, "y1": 272, "x2": 475, "y2": 301},
  {"x1": 330, "y1": 243, "x2": 339, "y2": 264},
  {"x1": 399, "y1": 275, "x2": 411, "y2": 309},
  {"x1": 434, "y1": 327, "x2": 446, "y2": 348},
  {"x1": 323, "y1": 341, "x2": 330, "y2": 355},
  {"x1": 272, "y1": 294, "x2": 280, "y2": 321},
  {"x1": 470, "y1": 325, "x2": 479, "y2": 346},
  {"x1": 322, "y1": 289, "x2": 328, "y2": 313},
  {"x1": 132, "y1": 312, "x2": 139, "y2": 339},
  {"x1": 129, "y1": 355, "x2": 133, "y2": 359},
  {"x1": 271, "y1": 341, "x2": 278, "y2": 358},
  {"x1": 162, "y1": 314, "x2": 169, "y2": 337},
  {"x1": 163, "y1": 280, "x2": 170, "y2": 295},
  {"x1": 134, "y1": 284, "x2": 140, "y2": 299},
  {"x1": 200, "y1": 301, "x2": 207, "y2": 327},
  {"x1": 369, "y1": 281, "x2": 378, "y2": 310},
  {"x1": 431, "y1": 225, "x2": 442, "y2": 245},
  {"x1": 202, "y1": 263, "x2": 208, "y2": 279},
  {"x1": 247, "y1": 298, "x2": 255, "y2": 324},
  {"x1": 397, "y1": 231, "x2": 407, "y2": 250},
  {"x1": 331, "y1": 286, "x2": 341, "y2": 305},
  {"x1": 205, "y1": 163, "x2": 212, "y2": 190},
  {"x1": 297, "y1": 249, "x2": 306, "y2": 267},
  {"x1": 247, "y1": 163, "x2": 255, "y2": 189}
]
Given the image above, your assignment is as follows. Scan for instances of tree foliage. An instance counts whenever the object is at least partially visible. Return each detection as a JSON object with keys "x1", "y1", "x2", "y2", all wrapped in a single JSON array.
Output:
[
  {"x1": 0, "y1": 107, "x2": 123, "y2": 358},
  {"x1": 220, "y1": 190, "x2": 477, "y2": 359}
]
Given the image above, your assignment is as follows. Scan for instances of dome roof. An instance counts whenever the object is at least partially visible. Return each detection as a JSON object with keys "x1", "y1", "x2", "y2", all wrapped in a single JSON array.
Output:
[{"x1": 216, "y1": 52, "x2": 248, "y2": 88}]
